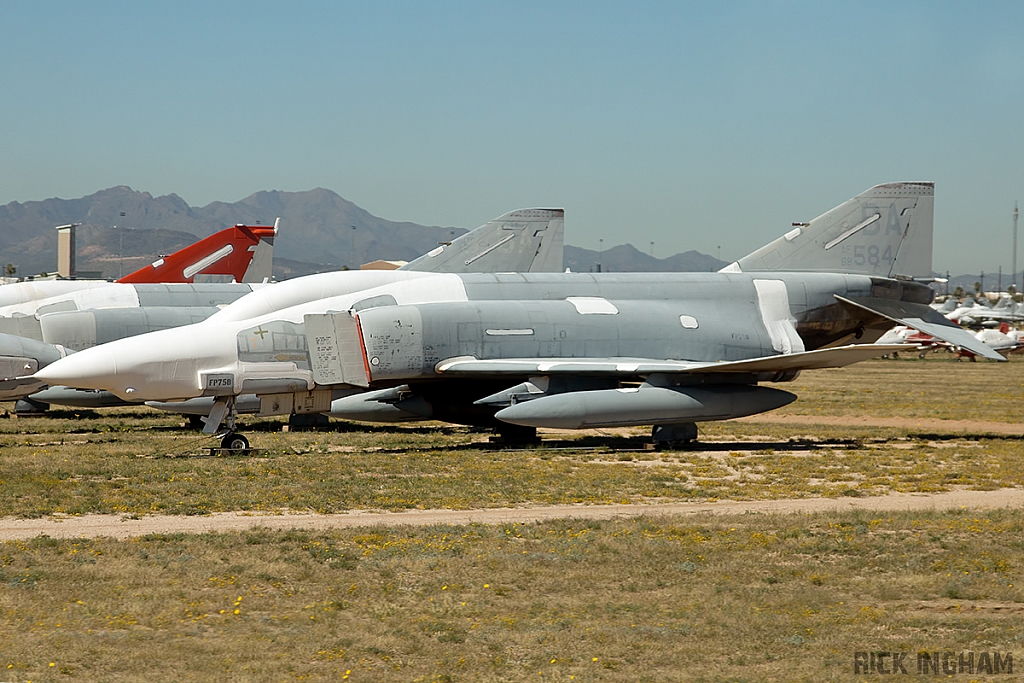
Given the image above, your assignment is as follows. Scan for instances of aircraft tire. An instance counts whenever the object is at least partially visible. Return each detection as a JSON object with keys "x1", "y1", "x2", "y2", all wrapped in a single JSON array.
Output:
[{"x1": 221, "y1": 433, "x2": 250, "y2": 451}]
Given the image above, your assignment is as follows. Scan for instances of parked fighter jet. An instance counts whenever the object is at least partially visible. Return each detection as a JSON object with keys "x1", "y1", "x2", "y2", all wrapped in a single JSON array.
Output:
[
  {"x1": 875, "y1": 321, "x2": 1023, "y2": 359},
  {"x1": 949, "y1": 296, "x2": 1024, "y2": 326},
  {"x1": 7, "y1": 208, "x2": 564, "y2": 407},
  {"x1": 0, "y1": 221, "x2": 278, "y2": 312},
  {"x1": 36, "y1": 182, "x2": 1004, "y2": 450},
  {"x1": 0, "y1": 221, "x2": 281, "y2": 345},
  {"x1": 0, "y1": 222, "x2": 279, "y2": 404}
]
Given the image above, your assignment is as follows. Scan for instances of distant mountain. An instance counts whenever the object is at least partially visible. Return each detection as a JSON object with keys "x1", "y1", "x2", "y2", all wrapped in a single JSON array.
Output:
[
  {"x1": 0, "y1": 186, "x2": 727, "y2": 279},
  {"x1": 565, "y1": 244, "x2": 727, "y2": 273},
  {"x1": 0, "y1": 186, "x2": 467, "y2": 279}
]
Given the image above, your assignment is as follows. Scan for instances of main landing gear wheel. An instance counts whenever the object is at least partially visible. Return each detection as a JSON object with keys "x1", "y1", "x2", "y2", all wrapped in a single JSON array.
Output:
[
  {"x1": 652, "y1": 423, "x2": 698, "y2": 450},
  {"x1": 220, "y1": 433, "x2": 250, "y2": 451}
]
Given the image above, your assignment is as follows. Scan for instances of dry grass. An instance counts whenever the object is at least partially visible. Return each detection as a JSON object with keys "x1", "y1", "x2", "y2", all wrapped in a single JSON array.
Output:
[
  {"x1": 0, "y1": 358, "x2": 1022, "y2": 517},
  {"x1": 0, "y1": 416, "x2": 1023, "y2": 516},
  {"x1": 0, "y1": 510, "x2": 1021, "y2": 682},
  {"x1": 768, "y1": 353, "x2": 1024, "y2": 422}
]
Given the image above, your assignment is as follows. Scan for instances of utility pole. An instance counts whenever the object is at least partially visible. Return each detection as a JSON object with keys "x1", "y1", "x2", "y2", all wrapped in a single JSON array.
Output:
[{"x1": 1014, "y1": 202, "x2": 1019, "y2": 293}]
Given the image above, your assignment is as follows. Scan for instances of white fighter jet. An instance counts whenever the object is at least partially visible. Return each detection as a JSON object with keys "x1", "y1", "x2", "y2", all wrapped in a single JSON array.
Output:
[{"x1": 36, "y1": 183, "x2": 1004, "y2": 450}]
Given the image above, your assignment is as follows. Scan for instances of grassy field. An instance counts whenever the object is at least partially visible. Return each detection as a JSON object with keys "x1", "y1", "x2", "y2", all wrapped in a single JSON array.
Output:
[
  {"x1": 766, "y1": 353, "x2": 1024, "y2": 422},
  {"x1": 0, "y1": 510, "x2": 1021, "y2": 682},
  {"x1": 0, "y1": 356, "x2": 1022, "y2": 681}
]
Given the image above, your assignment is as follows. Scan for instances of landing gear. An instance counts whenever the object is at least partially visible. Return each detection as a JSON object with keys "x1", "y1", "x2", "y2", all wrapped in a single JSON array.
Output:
[
  {"x1": 285, "y1": 412, "x2": 331, "y2": 431},
  {"x1": 220, "y1": 432, "x2": 250, "y2": 451},
  {"x1": 652, "y1": 422, "x2": 698, "y2": 449},
  {"x1": 205, "y1": 396, "x2": 251, "y2": 451},
  {"x1": 491, "y1": 423, "x2": 540, "y2": 446},
  {"x1": 14, "y1": 398, "x2": 48, "y2": 417}
]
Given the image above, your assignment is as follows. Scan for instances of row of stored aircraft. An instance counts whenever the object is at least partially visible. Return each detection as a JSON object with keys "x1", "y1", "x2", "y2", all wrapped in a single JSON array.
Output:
[
  {"x1": 935, "y1": 295, "x2": 1024, "y2": 327},
  {"x1": 0, "y1": 221, "x2": 278, "y2": 406},
  {"x1": 24, "y1": 182, "x2": 1006, "y2": 449},
  {"x1": 0, "y1": 208, "x2": 565, "y2": 411}
]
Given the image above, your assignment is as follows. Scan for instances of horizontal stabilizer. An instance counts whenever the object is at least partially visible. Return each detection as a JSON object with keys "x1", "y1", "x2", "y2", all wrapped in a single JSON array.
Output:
[
  {"x1": 835, "y1": 295, "x2": 1006, "y2": 361},
  {"x1": 435, "y1": 344, "x2": 908, "y2": 377}
]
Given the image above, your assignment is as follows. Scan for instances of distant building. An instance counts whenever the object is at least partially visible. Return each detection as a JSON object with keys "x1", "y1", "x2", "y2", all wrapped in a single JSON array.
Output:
[{"x1": 360, "y1": 260, "x2": 408, "y2": 271}]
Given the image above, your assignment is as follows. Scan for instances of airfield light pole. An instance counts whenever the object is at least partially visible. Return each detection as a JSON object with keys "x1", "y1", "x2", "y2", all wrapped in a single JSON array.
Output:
[
  {"x1": 1014, "y1": 202, "x2": 1019, "y2": 294},
  {"x1": 350, "y1": 225, "x2": 357, "y2": 269},
  {"x1": 117, "y1": 211, "x2": 127, "y2": 279}
]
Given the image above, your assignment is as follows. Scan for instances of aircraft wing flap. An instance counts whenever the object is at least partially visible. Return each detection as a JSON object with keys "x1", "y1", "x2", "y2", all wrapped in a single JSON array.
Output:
[
  {"x1": 435, "y1": 345, "x2": 908, "y2": 376},
  {"x1": 835, "y1": 295, "x2": 1006, "y2": 361}
]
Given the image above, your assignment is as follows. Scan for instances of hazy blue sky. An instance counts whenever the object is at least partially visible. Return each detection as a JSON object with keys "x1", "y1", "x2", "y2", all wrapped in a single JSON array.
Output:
[{"x1": 2, "y1": 1, "x2": 1023, "y2": 273}]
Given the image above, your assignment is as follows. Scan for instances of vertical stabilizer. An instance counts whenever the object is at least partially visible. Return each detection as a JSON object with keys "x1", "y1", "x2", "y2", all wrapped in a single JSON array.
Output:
[
  {"x1": 240, "y1": 217, "x2": 278, "y2": 283},
  {"x1": 721, "y1": 182, "x2": 934, "y2": 278},
  {"x1": 117, "y1": 221, "x2": 279, "y2": 284},
  {"x1": 400, "y1": 208, "x2": 564, "y2": 273}
]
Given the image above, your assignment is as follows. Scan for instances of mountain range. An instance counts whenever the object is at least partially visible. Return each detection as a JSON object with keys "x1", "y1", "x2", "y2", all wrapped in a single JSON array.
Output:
[{"x1": 0, "y1": 187, "x2": 728, "y2": 279}]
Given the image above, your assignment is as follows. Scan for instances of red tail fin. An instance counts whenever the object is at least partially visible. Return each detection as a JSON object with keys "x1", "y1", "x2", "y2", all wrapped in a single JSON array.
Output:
[
  {"x1": 117, "y1": 222, "x2": 277, "y2": 284},
  {"x1": 1000, "y1": 322, "x2": 1010, "y2": 334}
]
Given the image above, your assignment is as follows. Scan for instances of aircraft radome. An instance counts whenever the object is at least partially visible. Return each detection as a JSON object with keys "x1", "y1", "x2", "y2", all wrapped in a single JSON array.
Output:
[{"x1": 34, "y1": 183, "x2": 1005, "y2": 451}]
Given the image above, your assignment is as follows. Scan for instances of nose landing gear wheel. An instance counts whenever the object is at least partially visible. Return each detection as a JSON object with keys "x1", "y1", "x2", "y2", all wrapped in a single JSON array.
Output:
[{"x1": 220, "y1": 433, "x2": 250, "y2": 451}]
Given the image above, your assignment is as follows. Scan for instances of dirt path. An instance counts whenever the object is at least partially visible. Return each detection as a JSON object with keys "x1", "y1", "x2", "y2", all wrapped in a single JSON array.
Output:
[
  {"x1": 2, "y1": 488, "x2": 1022, "y2": 540},
  {"x1": 738, "y1": 414, "x2": 1024, "y2": 434}
]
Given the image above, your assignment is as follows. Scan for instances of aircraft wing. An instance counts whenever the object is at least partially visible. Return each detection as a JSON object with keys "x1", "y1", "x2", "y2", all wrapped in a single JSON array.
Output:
[
  {"x1": 435, "y1": 344, "x2": 909, "y2": 377},
  {"x1": 835, "y1": 295, "x2": 1006, "y2": 361}
]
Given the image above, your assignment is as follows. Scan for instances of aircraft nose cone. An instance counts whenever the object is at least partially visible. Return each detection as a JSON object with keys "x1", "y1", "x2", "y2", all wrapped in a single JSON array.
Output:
[{"x1": 33, "y1": 347, "x2": 118, "y2": 391}]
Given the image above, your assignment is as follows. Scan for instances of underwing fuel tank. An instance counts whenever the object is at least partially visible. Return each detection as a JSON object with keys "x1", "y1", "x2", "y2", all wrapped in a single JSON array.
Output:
[
  {"x1": 493, "y1": 384, "x2": 796, "y2": 429},
  {"x1": 328, "y1": 386, "x2": 433, "y2": 423},
  {"x1": 28, "y1": 386, "x2": 133, "y2": 408}
]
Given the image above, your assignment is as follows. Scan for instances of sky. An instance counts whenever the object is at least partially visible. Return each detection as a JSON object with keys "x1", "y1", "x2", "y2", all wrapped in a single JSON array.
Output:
[{"x1": 1, "y1": 1, "x2": 1023, "y2": 274}]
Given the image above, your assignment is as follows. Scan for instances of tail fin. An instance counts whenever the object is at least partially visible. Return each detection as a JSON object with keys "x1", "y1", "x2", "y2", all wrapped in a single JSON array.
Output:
[
  {"x1": 400, "y1": 208, "x2": 564, "y2": 273},
  {"x1": 721, "y1": 182, "x2": 934, "y2": 278},
  {"x1": 117, "y1": 219, "x2": 279, "y2": 284}
]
